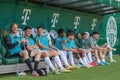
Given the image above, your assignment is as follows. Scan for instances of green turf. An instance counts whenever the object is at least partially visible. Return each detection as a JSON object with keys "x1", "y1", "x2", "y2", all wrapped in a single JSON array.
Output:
[{"x1": 0, "y1": 55, "x2": 120, "y2": 80}]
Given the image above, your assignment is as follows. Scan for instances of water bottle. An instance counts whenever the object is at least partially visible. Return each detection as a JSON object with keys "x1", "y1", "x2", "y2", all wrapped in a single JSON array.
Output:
[{"x1": 46, "y1": 65, "x2": 50, "y2": 73}]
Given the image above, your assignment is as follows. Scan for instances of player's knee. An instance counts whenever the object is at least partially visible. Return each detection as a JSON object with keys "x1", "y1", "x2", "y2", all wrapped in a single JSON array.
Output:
[
  {"x1": 37, "y1": 49, "x2": 41, "y2": 55},
  {"x1": 53, "y1": 51, "x2": 58, "y2": 56},
  {"x1": 22, "y1": 50, "x2": 28, "y2": 54},
  {"x1": 21, "y1": 50, "x2": 28, "y2": 56}
]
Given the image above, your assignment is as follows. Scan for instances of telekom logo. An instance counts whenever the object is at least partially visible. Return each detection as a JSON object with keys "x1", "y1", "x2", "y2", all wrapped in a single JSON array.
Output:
[
  {"x1": 21, "y1": 9, "x2": 31, "y2": 25},
  {"x1": 74, "y1": 16, "x2": 80, "y2": 29},
  {"x1": 51, "y1": 13, "x2": 59, "y2": 27}
]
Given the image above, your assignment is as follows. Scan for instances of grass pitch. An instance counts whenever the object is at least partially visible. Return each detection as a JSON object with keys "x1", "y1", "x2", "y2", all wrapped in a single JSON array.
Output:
[{"x1": 0, "y1": 55, "x2": 120, "y2": 80}]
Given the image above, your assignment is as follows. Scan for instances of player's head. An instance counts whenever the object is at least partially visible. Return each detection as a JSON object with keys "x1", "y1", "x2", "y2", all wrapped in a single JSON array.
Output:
[
  {"x1": 37, "y1": 26, "x2": 43, "y2": 36},
  {"x1": 81, "y1": 32, "x2": 87, "y2": 39},
  {"x1": 84, "y1": 32, "x2": 89, "y2": 38},
  {"x1": 24, "y1": 26, "x2": 32, "y2": 37},
  {"x1": 10, "y1": 23, "x2": 18, "y2": 33},
  {"x1": 58, "y1": 28, "x2": 65, "y2": 37},
  {"x1": 92, "y1": 31, "x2": 99, "y2": 39},
  {"x1": 66, "y1": 30, "x2": 74, "y2": 40}
]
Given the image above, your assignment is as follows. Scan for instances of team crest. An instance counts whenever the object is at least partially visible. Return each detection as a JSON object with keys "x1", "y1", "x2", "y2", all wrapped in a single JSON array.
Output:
[{"x1": 106, "y1": 16, "x2": 117, "y2": 47}]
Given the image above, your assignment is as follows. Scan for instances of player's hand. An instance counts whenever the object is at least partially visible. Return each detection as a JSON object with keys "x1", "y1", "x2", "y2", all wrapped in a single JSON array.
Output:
[
  {"x1": 19, "y1": 38, "x2": 25, "y2": 43},
  {"x1": 49, "y1": 48, "x2": 53, "y2": 51},
  {"x1": 55, "y1": 48, "x2": 59, "y2": 52},
  {"x1": 78, "y1": 48, "x2": 82, "y2": 50},
  {"x1": 34, "y1": 44, "x2": 39, "y2": 48},
  {"x1": 19, "y1": 38, "x2": 28, "y2": 43},
  {"x1": 27, "y1": 46, "x2": 33, "y2": 51},
  {"x1": 70, "y1": 48, "x2": 74, "y2": 51}
]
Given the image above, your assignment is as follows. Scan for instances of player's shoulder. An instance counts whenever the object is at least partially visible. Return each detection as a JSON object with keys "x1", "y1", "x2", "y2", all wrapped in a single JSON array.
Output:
[{"x1": 88, "y1": 37, "x2": 93, "y2": 41}]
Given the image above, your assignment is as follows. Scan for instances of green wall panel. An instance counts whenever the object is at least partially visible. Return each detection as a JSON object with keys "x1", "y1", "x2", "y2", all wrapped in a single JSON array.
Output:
[{"x1": 0, "y1": 0, "x2": 103, "y2": 32}]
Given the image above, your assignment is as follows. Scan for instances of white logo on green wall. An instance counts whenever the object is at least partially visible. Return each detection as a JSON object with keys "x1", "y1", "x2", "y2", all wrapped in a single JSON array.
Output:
[
  {"x1": 74, "y1": 16, "x2": 80, "y2": 29},
  {"x1": 21, "y1": 9, "x2": 31, "y2": 25},
  {"x1": 51, "y1": 13, "x2": 59, "y2": 27},
  {"x1": 106, "y1": 16, "x2": 117, "y2": 47},
  {"x1": 91, "y1": 19, "x2": 97, "y2": 30}
]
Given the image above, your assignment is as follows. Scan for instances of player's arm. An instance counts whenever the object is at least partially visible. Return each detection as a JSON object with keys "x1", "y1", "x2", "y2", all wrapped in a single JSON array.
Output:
[
  {"x1": 48, "y1": 40, "x2": 59, "y2": 51},
  {"x1": 61, "y1": 41, "x2": 70, "y2": 51},
  {"x1": 4, "y1": 35, "x2": 24, "y2": 49},
  {"x1": 32, "y1": 44, "x2": 39, "y2": 49}
]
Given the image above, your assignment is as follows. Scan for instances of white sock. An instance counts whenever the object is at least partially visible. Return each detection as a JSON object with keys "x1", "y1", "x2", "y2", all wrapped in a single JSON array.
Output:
[
  {"x1": 87, "y1": 52, "x2": 93, "y2": 63},
  {"x1": 102, "y1": 55, "x2": 106, "y2": 62},
  {"x1": 44, "y1": 57, "x2": 56, "y2": 71},
  {"x1": 53, "y1": 61, "x2": 58, "y2": 67},
  {"x1": 85, "y1": 53, "x2": 90, "y2": 64},
  {"x1": 83, "y1": 57, "x2": 89, "y2": 65},
  {"x1": 97, "y1": 59, "x2": 101, "y2": 63},
  {"x1": 79, "y1": 58, "x2": 86, "y2": 65},
  {"x1": 68, "y1": 51, "x2": 75, "y2": 66},
  {"x1": 109, "y1": 51, "x2": 113, "y2": 61},
  {"x1": 54, "y1": 56, "x2": 65, "y2": 71},
  {"x1": 59, "y1": 51, "x2": 69, "y2": 66},
  {"x1": 102, "y1": 59, "x2": 105, "y2": 62}
]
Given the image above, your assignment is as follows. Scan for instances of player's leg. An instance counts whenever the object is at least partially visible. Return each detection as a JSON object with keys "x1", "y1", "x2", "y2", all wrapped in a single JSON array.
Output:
[
  {"x1": 91, "y1": 49, "x2": 104, "y2": 66},
  {"x1": 40, "y1": 51, "x2": 60, "y2": 74},
  {"x1": 58, "y1": 50, "x2": 74, "y2": 69},
  {"x1": 103, "y1": 44, "x2": 116, "y2": 62},
  {"x1": 86, "y1": 50, "x2": 96, "y2": 66},
  {"x1": 20, "y1": 50, "x2": 39, "y2": 76},
  {"x1": 48, "y1": 50, "x2": 71, "y2": 73},
  {"x1": 107, "y1": 48, "x2": 116, "y2": 62},
  {"x1": 98, "y1": 49, "x2": 109, "y2": 65},
  {"x1": 79, "y1": 49, "x2": 93, "y2": 68},
  {"x1": 30, "y1": 49, "x2": 41, "y2": 71}
]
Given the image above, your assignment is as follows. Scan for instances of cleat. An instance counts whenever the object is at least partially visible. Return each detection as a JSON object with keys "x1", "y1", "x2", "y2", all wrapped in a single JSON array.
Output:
[
  {"x1": 97, "y1": 62, "x2": 105, "y2": 66},
  {"x1": 53, "y1": 70, "x2": 61, "y2": 75},
  {"x1": 55, "y1": 66, "x2": 60, "y2": 72},
  {"x1": 32, "y1": 71, "x2": 39, "y2": 77},
  {"x1": 72, "y1": 65, "x2": 80, "y2": 68},
  {"x1": 65, "y1": 65, "x2": 74, "y2": 70},
  {"x1": 102, "y1": 62, "x2": 110, "y2": 65},
  {"x1": 84, "y1": 65, "x2": 93, "y2": 68},
  {"x1": 61, "y1": 69, "x2": 71, "y2": 73},
  {"x1": 110, "y1": 60, "x2": 117, "y2": 63},
  {"x1": 90, "y1": 62, "x2": 97, "y2": 66}
]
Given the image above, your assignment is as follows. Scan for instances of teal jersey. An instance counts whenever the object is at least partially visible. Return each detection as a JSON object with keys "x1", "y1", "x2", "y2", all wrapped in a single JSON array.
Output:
[
  {"x1": 65, "y1": 39, "x2": 76, "y2": 49},
  {"x1": 70, "y1": 40, "x2": 76, "y2": 48},
  {"x1": 55, "y1": 37, "x2": 66, "y2": 50},
  {"x1": 8, "y1": 34, "x2": 22, "y2": 55},
  {"x1": 24, "y1": 37, "x2": 35, "y2": 46},
  {"x1": 36, "y1": 34, "x2": 49, "y2": 50}
]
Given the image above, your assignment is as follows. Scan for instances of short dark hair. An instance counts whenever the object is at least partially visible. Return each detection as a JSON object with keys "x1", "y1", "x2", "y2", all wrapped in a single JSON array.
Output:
[
  {"x1": 81, "y1": 32, "x2": 87, "y2": 36},
  {"x1": 66, "y1": 30, "x2": 74, "y2": 37},
  {"x1": 37, "y1": 26, "x2": 43, "y2": 30},
  {"x1": 24, "y1": 26, "x2": 32, "y2": 31},
  {"x1": 57, "y1": 28, "x2": 64, "y2": 35},
  {"x1": 92, "y1": 32, "x2": 99, "y2": 36}
]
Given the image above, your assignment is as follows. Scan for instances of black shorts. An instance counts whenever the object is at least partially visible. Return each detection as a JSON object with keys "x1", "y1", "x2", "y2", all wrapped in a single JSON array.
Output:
[{"x1": 28, "y1": 50, "x2": 32, "y2": 57}]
